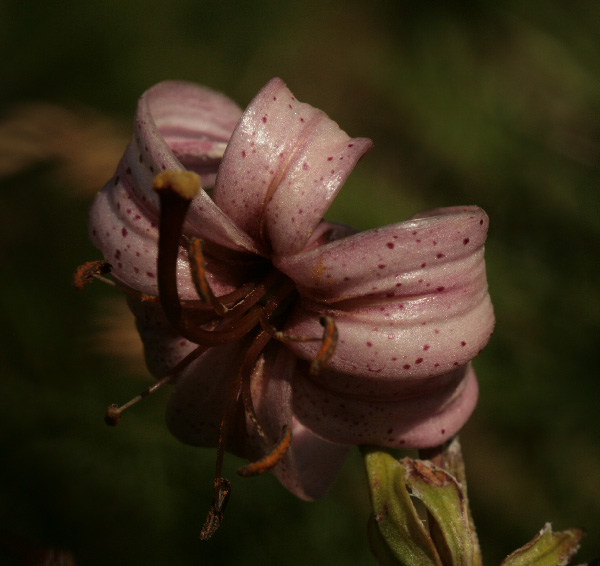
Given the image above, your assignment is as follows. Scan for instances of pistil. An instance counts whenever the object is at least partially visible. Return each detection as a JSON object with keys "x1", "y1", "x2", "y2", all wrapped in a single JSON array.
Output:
[{"x1": 81, "y1": 169, "x2": 342, "y2": 541}]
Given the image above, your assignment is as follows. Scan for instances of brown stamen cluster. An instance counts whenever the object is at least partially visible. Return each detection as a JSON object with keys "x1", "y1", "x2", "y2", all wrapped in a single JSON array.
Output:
[{"x1": 75, "y1": 170, "x2": 338, "y2": 540}]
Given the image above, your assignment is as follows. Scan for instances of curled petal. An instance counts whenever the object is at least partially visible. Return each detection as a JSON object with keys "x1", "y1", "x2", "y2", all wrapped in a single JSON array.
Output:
[
  {"x1": 89, "y1": 82, "x2": 263, "y2": 293},
  {"x1": 276, "y1": 206, "x2": 490, "y2": 303},
  {"x1": 293, "y1": 363, "x2": 479, "y2": 449},
  {"x1": 278, "y1": 207, "x2": 494, "y2": 380},
  {"x1": 213, "y1": 78, "x2": 372, "y2": 255},
  {"x1": 145, "y1": 80, "x2": 243, "y2": 188}
]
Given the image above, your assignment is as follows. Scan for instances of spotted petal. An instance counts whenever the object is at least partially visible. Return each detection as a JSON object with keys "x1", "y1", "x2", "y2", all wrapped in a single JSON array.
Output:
[
  {"x1": 276, "y1": 206, "x2": 494, "y2": 381},
  {"x1": 89, "y1": 81, "x2": 264, "y2": 297},
  {"x1": 293, "y1": 364, "x2": 479, "y2": 449},
  {"x1": 213, "y1": 78, "x2": 372, "y2": 255}
]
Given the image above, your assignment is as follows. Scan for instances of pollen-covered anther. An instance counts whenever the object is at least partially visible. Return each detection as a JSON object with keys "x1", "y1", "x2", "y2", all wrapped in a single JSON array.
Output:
[
  {"x1": 309, "y1": 316, "x2": 338, "y2": 376},
  {"x1": 237, "y1": 425, "x2": 292, "y2": 477},
  {"x1": 73, "y1": 260, "x2": 112, "y2": 289}
]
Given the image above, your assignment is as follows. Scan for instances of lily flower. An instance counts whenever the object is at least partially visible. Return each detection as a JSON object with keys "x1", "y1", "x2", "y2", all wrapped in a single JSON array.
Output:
[{"x1": 86, "y1": 78, "x2": 494, "y2": 511}]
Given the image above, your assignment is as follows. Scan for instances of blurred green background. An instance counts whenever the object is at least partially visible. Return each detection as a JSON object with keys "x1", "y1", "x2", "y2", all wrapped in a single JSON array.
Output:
[{"x1": 1, "y1": 1, "x2": 598, "y2": 564}]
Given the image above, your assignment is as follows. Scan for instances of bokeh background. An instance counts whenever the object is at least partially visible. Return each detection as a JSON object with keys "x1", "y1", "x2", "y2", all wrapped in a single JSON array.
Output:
[{"x1": 1, "y1": 1, "x2": 598, "y2": 564}]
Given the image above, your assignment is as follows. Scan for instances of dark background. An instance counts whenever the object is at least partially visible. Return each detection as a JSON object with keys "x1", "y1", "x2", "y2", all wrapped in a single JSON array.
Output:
[{"x1": 1, "y1": 1, "x2": 598, "y2": 564}]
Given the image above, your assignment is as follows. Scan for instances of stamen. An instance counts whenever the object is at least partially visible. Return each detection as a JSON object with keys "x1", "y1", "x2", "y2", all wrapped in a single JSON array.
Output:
[
  {"x1": 73, "y1": 260, "x2": 112, "y2": 289},
  {"x1": 184, "y1": 306, "x2": 264, "y2": 347},
  {"x1": 188, "y1": 237, "x2": 283, "y2": 321},
  {"x1": 188, "y1": 237, "x2": 231, "y2": 316},
  {"x1": 309, "y1": 316, "x2": 338, "y2": 376},
  {"x1": 239, "y1": 331, "x2": 272, "y2": 441},
  {"x1": 199, "y1": 476, "x2": 231, "y2": 541},
  {"x1": 104, "y1": 344, "x2": 206, "y2": 425},
  {"x1": 237, "y1": 425, "x2": 292, "y2": 477},
  {"x1": 258, "y1": 286, "x2": 338, "y2": 376},
  {"x1": 74, "y1": 260, "x2": 160, "y2": 302}
]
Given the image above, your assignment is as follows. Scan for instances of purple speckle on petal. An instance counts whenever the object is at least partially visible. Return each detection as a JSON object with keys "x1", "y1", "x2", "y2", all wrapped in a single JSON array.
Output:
[
  {"x1": 463, "y1": 238, "x2": 470, "y2": 245},
  {"x1": 121, "y1": 228, "x2": 128, "y2": 237},
  {"x1": 386, "y1": 242, "x2": 394, "y2": 249}
]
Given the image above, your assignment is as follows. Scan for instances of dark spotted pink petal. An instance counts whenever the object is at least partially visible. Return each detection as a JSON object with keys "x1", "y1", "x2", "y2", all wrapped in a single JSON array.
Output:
[
  {"x1": 292, "y1": 364, "x2": 479, "y2": 449},
  {"x1": 89, "y1": 81, "x2": 264, "y2": 297},
  {"x1": 275, "y1": 206, "x2": 489, "y2": 303},
  {"x1": 138, "y1": 80, "x2": 243, "y2": 189},
  {"x1": 213, "y1": 78, "x2": 372, "y2": 255},
  {"x1": 276, "y1": 206, "x2": 494, "y2": 382}
]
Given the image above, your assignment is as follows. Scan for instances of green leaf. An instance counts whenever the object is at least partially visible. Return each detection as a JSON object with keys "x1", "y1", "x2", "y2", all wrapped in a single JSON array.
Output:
[
  {"x1": 362, "y1": 447, "x2": 442, "y2": 566},
  {"x1": 402, "y1": 458, "x2": 477, "y2": 566},
  {"x1": 501, "y1": 523, "x2": 585, "y2": 566}
]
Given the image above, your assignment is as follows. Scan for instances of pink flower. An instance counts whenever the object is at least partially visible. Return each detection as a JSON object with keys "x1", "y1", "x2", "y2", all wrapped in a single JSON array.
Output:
[{"x1": 88, "y1": 78, "x2": 494, "y2": 503}]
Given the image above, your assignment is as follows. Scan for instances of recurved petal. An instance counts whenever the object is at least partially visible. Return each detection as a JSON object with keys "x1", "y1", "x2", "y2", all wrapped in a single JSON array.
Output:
[
  {"x1": 278, "y1": 207, "x2": 494, "y2": 380},
  {"x1": 138, "y1": 80, "x2": 242, "y2": 188},
  {"x1": 89, "y1": 81, "x2": 262, "y2": 289},
  {"x1": 89, "y1": 177, "x2": 256, "y2": 299},
  {"x1": 213, "y1": 78, "x2": 372, "y2": 255},
  {"x1": 275, "y1": 206, "x2": 490, "y2": 303},
  {"x1": 292, "y1": 363, "x2": 479, "y2": 449}
]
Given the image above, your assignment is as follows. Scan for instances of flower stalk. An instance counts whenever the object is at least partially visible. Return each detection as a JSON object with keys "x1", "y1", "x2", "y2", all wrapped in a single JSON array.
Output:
[{"x1": 363, "y1": 440, "x2": 585, "y2": 566}]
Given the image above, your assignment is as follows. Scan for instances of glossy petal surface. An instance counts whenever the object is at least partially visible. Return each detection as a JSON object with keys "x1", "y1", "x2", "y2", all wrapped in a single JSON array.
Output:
[
  {"x1": 278, "y1": 207, "x2": 494, "y2": 381},
  {"x1": 213, "y1": 78, "x2": 372, "y2": 255}
]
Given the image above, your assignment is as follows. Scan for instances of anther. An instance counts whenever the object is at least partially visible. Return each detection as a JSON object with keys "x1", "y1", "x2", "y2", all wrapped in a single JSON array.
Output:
[
  {"x1": 103, "y1": 346, "x2": 206, "y2": 426},
  {"x1": 73, "y1": 260, "x2": 112, "y2": 289},
  {"x1": 104, "y1": 373, "x2": 175, "y2": 426},
  {"x1": 309, "y1": 316, "x2": 338, "y2": 376},
  {"x1": 199, "y1": 476, "x2": 231, "y2": 541},
  {"x1": 237, "y1": 425, "x2": 292, "y2": 477}
]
